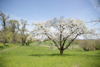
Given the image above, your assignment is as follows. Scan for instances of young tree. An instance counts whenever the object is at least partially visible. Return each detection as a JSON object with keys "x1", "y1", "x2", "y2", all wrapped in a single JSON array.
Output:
[
  {"x1": 19, "y1": 19, "x2": 28, "y2": 46},
  {"x1": 32, "y1": 17, "x2": 96, "y2": 55},
  {"x1": 8, "y1": 20, "x2": 19, "y2": 44},
  {"x1": 0, "y1": 11, "x2": 9, "y2": 46}
]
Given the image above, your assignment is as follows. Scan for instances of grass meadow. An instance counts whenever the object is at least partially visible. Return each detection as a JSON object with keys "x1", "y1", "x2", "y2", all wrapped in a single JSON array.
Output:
[{"x1": 0, "y1": 42, "x2": 100, "y2": 67}]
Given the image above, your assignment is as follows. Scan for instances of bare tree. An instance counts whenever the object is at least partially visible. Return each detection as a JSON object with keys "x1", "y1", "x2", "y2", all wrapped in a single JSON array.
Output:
[
  {"x1": 96, "y1": 0, "x2": 100, "y2": 7},
  {"x1": 32, "y1": 17, "x2": 94, "y2": 55},
  {"x1": 90, "y1": 17, "x2": 100, "y2": 26},
  {"x1": 0, "y1": 11, "x2": 9, "y2": 46},
  {"x1": 90, "y1": 0, "x2": 100, "y2": 25}
]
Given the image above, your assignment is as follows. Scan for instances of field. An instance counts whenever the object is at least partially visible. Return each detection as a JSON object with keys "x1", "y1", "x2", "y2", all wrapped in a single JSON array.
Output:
[{"x1": 0, "y1": 42, "x2": 100, "y2": 67}]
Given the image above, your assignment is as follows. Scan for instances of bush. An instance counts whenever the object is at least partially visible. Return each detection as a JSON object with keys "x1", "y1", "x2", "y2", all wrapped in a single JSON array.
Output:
[
  {"x1": 79, "y1": 40, "x2": 90, "y2": 51},
  {"x1": 78, "y1": 40, "x2": 96, "y2": 51},
  {"x1": 95, "y1": 39, "x2": 100, "y2": 50}
]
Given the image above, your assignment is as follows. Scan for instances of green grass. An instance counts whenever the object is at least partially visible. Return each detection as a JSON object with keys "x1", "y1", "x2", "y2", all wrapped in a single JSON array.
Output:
[
  {"x1": 0, "y1": 43, "x2": 17, "y2": 50},
  {"x1": 0, "y1": 43, "x2": 100, "y2": 67}
]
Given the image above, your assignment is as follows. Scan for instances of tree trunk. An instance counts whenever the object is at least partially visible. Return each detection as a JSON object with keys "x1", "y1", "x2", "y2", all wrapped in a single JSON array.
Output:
[
  {"x1": 22, "y1": 41, "x2": 24, "y2": 46},
  {"x1": 60, "y1": 49, "x2": 63, "y2": 55},
  {"x1": 12, "y1": 38, "x2": 15, "y2": 44},
  {"x1": 12, "y1": 34, "x2": 15, "y2": 44},
  {"x1": 3, "y1": 37, "x2": 6, "y2": 46},
  {"x1": 22, "y1": 38, "x2": 24, "y2": 46},
  {"x1": 3, "y1": 42, "x2": 5, "y2": 46}
]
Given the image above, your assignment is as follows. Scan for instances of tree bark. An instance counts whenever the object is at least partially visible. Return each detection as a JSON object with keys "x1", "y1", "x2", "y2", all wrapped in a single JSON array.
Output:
[
  {"x1": 60, "y1": 49, "x2": 63, "y2": 55},
  {"x1": 3, "y1": 37, "x2": 6, "y2": 46},
  {"x1": 12, "y1": 34, "x2": 15, "y2": 44},
  {"x1": 3, "y1": 42, "x2": 5, "y2": 46},
  {"x1": 22, "y1": 38, "x2": 24, "y2": 46}
]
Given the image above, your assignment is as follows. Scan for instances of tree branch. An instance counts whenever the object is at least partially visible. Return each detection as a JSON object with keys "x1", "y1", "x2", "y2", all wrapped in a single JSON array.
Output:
[
  {"x1": 40, "y1": 26, "x2": 60, "y2": 50},
  {"x1": 63, "y1": 33, "x2": 80, "y2": 50},
  {"x1": 61, "y1": 28, "x2": 78, "y2": 48}
]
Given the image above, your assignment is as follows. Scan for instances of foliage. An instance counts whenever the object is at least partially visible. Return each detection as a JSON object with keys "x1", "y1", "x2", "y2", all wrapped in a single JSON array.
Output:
[
  {"x1": 25, "y1": 34, "x2": 35, "y2": 45},
  {"x1": 0, "y1": 10, "x2": 9, "y2": 46},
  {"x1": 7, "y1": 20, "x2": 19, "y2": 44},
  {"x1": 19, "y1": 19, "x2": 28, "y2": 46},
  {"x1": 0, "y1": 11, "x2": 30, "y2": 46}
]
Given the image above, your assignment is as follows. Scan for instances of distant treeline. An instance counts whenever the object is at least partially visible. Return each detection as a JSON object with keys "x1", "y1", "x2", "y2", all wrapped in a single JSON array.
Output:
[{"x1": 0, "y1": 10, "x2": 33, "y2": 46}]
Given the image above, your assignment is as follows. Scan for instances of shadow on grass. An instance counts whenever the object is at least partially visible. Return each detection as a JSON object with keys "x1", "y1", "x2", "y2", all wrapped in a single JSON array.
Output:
[
  {"x1": 29, "y1": 53, "x2": 100, "y2": 58},
  {"x1": 29, "y1": 54, "x2": 65, "y2": 57},
  {"x1": 0, "y1": 45, "x2": 9, "y2": 49}
]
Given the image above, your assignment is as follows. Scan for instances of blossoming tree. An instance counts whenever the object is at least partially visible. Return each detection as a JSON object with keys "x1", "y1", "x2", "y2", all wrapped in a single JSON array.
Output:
[{"x1": 32, "y1": 17, "x2": 96, "y2": 55}]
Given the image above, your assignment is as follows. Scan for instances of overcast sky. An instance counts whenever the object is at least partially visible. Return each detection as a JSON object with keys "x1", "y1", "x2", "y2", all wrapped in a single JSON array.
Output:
[{"x1": 0, "y1": 0, "x2": 100, "y2": 32}]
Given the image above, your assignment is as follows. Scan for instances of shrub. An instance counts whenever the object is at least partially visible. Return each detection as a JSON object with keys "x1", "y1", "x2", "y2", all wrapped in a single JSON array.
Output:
[
  {"x1": 78, "y1": 40, "x2": 96, "y2": 51},
  {"x1": 95, "y1": 39, "x2": 100, "y2": 50}
]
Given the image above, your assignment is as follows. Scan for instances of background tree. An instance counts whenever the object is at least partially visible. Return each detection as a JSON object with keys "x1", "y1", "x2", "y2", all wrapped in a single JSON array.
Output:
[
  {"x1": 19, "y1": 19, "x2": 28, "y2": 46},
  {"x1": 32, "y1": 17, "x2": 96, "y2": 55},
  {"x1": 0, "y1": 10, "x2": 9, "y2": 46},
  {"x1": 8, "y1": 20, "x2": 19, "y2": 44}
]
